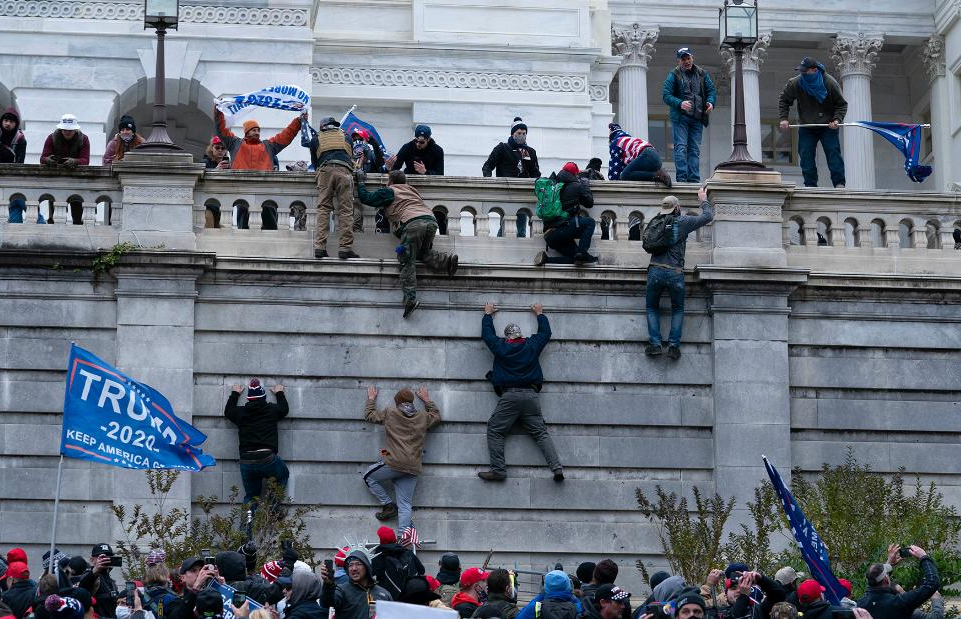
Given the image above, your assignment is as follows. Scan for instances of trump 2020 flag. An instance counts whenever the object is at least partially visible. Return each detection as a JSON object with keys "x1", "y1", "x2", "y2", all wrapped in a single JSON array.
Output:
[
  {"x1": 850, "y1": 121, "x2": 932, "y2": 183},
  {"x1": 60, "y1": 344, "x2": 215, "y2": 471},
  {"x1": 763, "y1": 456, "x2": 846, "y2": 605},
  {"x1": 216, "y1": 85, "x2": 310, "y2": 124},
  {"x1": 341, "y1": 111, "x2": 391, "y2": 157}
]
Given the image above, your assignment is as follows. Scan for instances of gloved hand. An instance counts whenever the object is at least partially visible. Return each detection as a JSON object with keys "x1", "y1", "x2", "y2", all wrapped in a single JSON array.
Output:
[
  {"x1": 62, "y1": 158, "x2": 78, "y2": 170},
  {"x1": 42, "y1": 156, "x2": 60, "y2": 167}
]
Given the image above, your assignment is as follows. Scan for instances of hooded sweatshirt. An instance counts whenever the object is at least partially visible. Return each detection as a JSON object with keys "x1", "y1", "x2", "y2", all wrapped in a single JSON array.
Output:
[
  {"x1": 517, "y1": 571, "x2": 582, "y2": 619},
  {"x1": 653, "y1": 576, "x2": 687, "y2": 603},
  {"x1": 284, "y1": 572, "x2": 324, "y2": 619},
  {"x1": 215, "y1": 552, "x2": 273, "y2": 604},
  {"x1": 0, "y1": 107, "x2": 26, "y2": 164},
  {"x1": 320, "y1": 550, "x2": 391, "y2": 619},
  {"x1": 364, "y1": 400, "x2": 442, "y2": 476}
]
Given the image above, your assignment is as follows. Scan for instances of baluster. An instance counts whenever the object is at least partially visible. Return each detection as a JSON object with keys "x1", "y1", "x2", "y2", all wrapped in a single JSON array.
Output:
[
  {"x1": 25, "y1": 200, "x2": 40, "y2": 225},
  {"x1": 503, "y1": 215, "x2": 517, "y2": 238},
  {"x1": 802, "y1": 223, "x2": 817, "y2": 247},
  {"x1": 447, "y1": 215, "x2": 461, "y2": 236},
  {"x1": 363, "y1": 212, "x2": 376, "y2": 234},
  {"x1": 831, "y1": 222, "x2": 845, "y2": 247},
  {"x1": 475, "y1": 213, "x2": 490, "y2": 237},
  {"x1": 913, "y1": 227, "x2": 928, "y2": 250},
  {"x1": 277, "y1": 203, "x2": 291, "y2": 231},
  {"x1": 111, "y1": 203, "x2": 123, "y2": 228},
  {"x1": 940, "y1": 229, "x2": 954, "y2": 251},
  {"x1": 248, "y1": 202, "x2": 263, "y2": 230},
  {"x1": 857, "y1": 225, "x2": 872, "y2": 249},
  {"x1": 82, "y1": 202, "x2": 96, "y2": 226},
  {"x1": 884, "y1": 225, "x2": 899, "y2": 248},
  {"x1": 54, "y1": 201, "x2": 69, "y2": 225},
  {"x1": 531, "y1": 218, "x2": 544, "y2": 237},
  {"x1": 219, "y1": 202, "x2": 233, "y2": 229},
  {"x1": 782, "y1": 222, "x2": 792, "y2": 248}
]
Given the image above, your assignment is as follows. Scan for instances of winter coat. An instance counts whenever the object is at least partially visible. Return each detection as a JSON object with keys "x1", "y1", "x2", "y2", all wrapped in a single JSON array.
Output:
[
  {"x1": 213, "y1": 109, "x2": 301, "y2": 170},
  {"x1": 482, "y1": 139, "x2": 540, "y2": 178},
  {"x1": 283, "y1": 601, "x2": 325, "y2": 619},
  {"x1": 364, "y1": 399, "x2": 441, "y2": 476},
  {"x1": 858, "y1": 557, "x2": 940, "y2": 619},
  {"x1": 473, "y1": 593, "x2": 520, "y2": 618},
  {"x1": 370, "y1": 544, "x2": 426, "y2": 600},
  {"x1": 40, "y1": 131, "x2": 90, "y2": 165},
  {"x1": 730, "y1": 575, "x2": 785, "y2": 619},
  {"x1": 648, "y1": 201, "x2": 714, "y2": 271},
  {"x1": 223, "y1": 391, "x2": 289, "y2": 456},
  {"x1": 2, "y1": 579, "x2": 37, "y2": 619},
  {"x1": 0, "y1": 107, "x2": 26, "y2": 164},
  {"x1": 662, "y1": 65, "x2": 717, "y2": 127},
  {"x1": 482, "y1": 313, "x2": 551, "y2": 389},
  {"x1": 451, "y1": 592, "x2": 481, "y2": 618},
  {"x1": 216, "y1": 552, "x2": 274, "y2": 605},
  {"x1": 392, "y1": 139, "x2": 445, "y2": 175},
  {"x1": 516, "y1": 592, "x2": 582, "y2": 619},
  {"x1": 320, "y1": 551, "x2": 392, "y2": 619},
  {"x1": 543, "y1": 169, "x2": 593, "y2": 231},
  {"x1": 777, "y1": 71, "x2": 848, "y2": 125},
  {"x1": 102, "y1": 134, "x2": 145, "y2": 165}
]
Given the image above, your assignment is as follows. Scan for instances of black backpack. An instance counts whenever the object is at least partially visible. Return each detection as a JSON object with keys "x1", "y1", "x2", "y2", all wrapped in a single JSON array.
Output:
[
  {"x1": 378, "y1": 552, "x2": 418, "y2": 599},
  {"x1": 642, "y1": 212, "x2": 677, "y2": 254},
  {"x1": 536, "y1": 598, "x2": 578, "y2": 619}
]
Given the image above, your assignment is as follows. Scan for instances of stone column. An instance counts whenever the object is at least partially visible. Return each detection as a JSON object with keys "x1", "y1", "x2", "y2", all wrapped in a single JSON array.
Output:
[
  {"x1": 611, "y1": 24, "x2": 658, "y2": 138},
  {"x1": 832, "y1": 33, "x2": 884, "y2": 190},
  {"x1": 922, "y1": 35, "x2": 951, "y2": 191},
  {"x1": 721, "y1": 33, "x2": 772, "y2": 162}
]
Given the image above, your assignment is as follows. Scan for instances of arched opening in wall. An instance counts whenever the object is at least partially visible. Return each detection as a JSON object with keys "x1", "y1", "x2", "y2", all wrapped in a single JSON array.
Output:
[
  {"x1": 843, "y1": 218, "x2": 859, "y2": 247},
  {"x1": 816, "y1": 217, "x2": 832, "y2": 246},
  {"x1": 601, "y1": 210, "x2": 616, "y2": 240},
  {"x1": 899, "y1": 219, "x2": 914, "y2": 248},
  {"x1": 488, "y1": 208, "x2": 504, "y2": 238},
  {"x1": 871, "y1": 219, "x2": 886, "y2": 247},
  {"x1": 205, "y1": 198, "x2": 221, "y2": 228},
  {"x1": 290, "y1": 200, "x2": 307, "y2": 231},
  {"x1": 95, "y1": 194, "x2": 113, "y2": 225},
  {"x1": 233, "y1": 199, "x2": 250, "y2": 229},
  {"x1": 66, "y1": 193, "x2": 85, "y2": 225},
  {"x1": 788, "y1": 216, "x2": 804, "y2": 245},
  {"x1": 459, "y1": 207, "x2": 476, "y2": 236},
  {"x1": 38, "y1": 193, "x2": 55, "y2": 225},
  {"x1": 516, "y1": 208, "x2": 533, "y2": 238},
  {"x1": 432, "y1": 206, "x2": 448, "y2": 235},
  {"x1": 261, "y1": 200, "x2": 279, "y2": 230},
  {"x1": 106, "y1": 77, "x2": 217, "y2": 164},
  {"x1": 926, "y1": 220, "x2": 941, "y2": 249},
  {"x1": 628, "y1": 211, "x2": 644, "y2": 241}
]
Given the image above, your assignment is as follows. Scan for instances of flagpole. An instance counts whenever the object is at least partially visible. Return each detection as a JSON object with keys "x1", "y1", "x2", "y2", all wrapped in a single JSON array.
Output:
[
  {"x1": 340, "y1": 105, "x2": 357, "y2": 126},
  {"x1": 787, "y1": 123, "x2": 931, "y2": 128},
  {"x1": 48, "y1": 453, "x2": 64, "y2": 576}
]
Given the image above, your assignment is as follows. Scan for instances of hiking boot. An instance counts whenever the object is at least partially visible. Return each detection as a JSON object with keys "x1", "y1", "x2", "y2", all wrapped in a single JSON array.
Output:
[
  {"x1": 654, "y1": 169, "x2": 673, "y2": 188},
  {"x1": 314, "y1": 249, "x2": 328, "y2": 259},
  {"x1": 645, "y1": 344, "x2": 663, "y2": 356},
  {"x1": 534, "y1": 251, "x2": 547, "y2": 266},
  {"x1": 338, "y1": 250, "x2": 361, "y2": 259},
  {"x1": 447, "y1": 254, "x2": 459, "y2": 276},
  {"x1": 553, "y1": 469, "x2": 565, "y2": 483},
  {"x1": 666, "y1": 345, "x2": 681, "y2": 359},
  {"x1": 375, "y1": 503, "x2": 398, "y2": 521},
  {"x1": 477, "y1": 471, "x2": 507, "y2": 482},
  {"x1": 403, "y1": 299, "x2": 420, "y2": 319},
  {"x1": 574, "y1": 253, "x2": 598, "y2": 264}
]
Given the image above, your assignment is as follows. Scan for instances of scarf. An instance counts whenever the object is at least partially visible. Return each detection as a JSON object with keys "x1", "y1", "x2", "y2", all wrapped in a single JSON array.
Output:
[
  {"x1": 398, "y1": 402, "x2": 416, "y2": 418},
  {"x1": 799, "y1": 67, "x2": 828, "y2": 103}
]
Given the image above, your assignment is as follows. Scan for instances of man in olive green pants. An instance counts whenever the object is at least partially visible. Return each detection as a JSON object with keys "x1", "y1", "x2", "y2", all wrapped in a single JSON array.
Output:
[{"x1": 356, "y1": 169, "x2": 458, "y2": 318}]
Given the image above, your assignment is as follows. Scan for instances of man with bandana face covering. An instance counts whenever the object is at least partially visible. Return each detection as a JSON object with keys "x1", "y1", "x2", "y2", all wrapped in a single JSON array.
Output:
[
  {"x1": 482, "y1": 117, "x2": 541, "y2": 178},
  {"x1": 362, "y1": 386, "x2": 442, "y2": 532}
]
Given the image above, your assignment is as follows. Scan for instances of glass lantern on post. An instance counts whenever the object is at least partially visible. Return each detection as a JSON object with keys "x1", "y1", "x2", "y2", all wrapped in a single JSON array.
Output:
[{"x1": 138, "y1": 0, "x2": 182, "y2": 150}]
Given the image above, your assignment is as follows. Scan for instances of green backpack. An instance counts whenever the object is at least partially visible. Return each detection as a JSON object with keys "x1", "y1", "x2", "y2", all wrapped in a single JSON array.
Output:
[{"x1": 534, "y1": 176, "x2": 566, "y2": 221}]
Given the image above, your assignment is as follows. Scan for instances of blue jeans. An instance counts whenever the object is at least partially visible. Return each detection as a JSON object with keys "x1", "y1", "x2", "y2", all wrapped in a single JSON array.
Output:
[
  {"x1": 646, "y1": 266, "x2": 685, "y2": 347},
  {"x1": 797, "y1": 127, "x2": 845, "y2": 187},
  {"x1": 672, "y1": 115, "x2": 704, "y2": 182},
  {"x1": 621, "y1": 148, "x2": 662, "y2": 181},
  {"x1": 544, "y1": 216, "x2": 595, "y2": 264},
  {"x1": 239, "y1": 453, "x2": 290, "y2": 507}
]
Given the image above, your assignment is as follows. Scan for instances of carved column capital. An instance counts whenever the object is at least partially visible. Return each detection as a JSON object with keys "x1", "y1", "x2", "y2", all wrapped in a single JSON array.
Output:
[
  {"x1": 921, "y1": 35, "x2": 946, "y2": 81},
  {"x1": 720, "y1": 32, "x2": 773, "y2": 73},
  {"x1": 612, "y1": 23, "x2": 658, "y2": 68},
  {"x1": 832, "y1": 32, "x2": 884, "y2": 78}
]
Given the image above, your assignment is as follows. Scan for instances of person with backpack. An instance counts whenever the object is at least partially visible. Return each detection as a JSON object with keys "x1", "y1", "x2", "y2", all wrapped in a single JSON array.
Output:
[
  {"x1": 607, "y1": 123, "x2": 671, "y2": 187},
  {"x1": 482, "y1": 117, "x2": 541, "y2": 178},
  {"x1": 436, "y1": 554, "x2": 462, "y2": 606},
  {"x1": 472, "y1": 569, "x2": 519, "y2": 618},
  {"x1": 644, "y1": 187, "x2": 713, "y2": 359},
  {"x1": 370, "y1": 526, "x2": 426, "y2": 601},
  {"x1": 516, "y1": 570, "x2": 581, "y2": 619},
  {"x1": 534, "y1": 162, "x2": 597, "y2": 266}
]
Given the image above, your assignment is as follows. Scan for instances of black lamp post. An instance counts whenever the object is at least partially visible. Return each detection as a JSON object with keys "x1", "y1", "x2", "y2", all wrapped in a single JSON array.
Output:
[
  {"x1": 137, "y1": 0, "x2": 182, "y2": 151},
  {"x1": 715, "y1": 0, "x2": 767, "y2": 171}
]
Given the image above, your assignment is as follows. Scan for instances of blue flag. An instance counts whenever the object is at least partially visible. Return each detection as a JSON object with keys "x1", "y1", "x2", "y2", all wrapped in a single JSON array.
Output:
[
  {"x1": 341, "y1": 111, "x2": 391, "y2": 157},
  {"x1": 60, "y1": 344, "x2": 216, "y2": 471},
  {"x1": 763, "y1": 456, "x2": 846, "y2": 605},
  {"x1": 205, "y1": 581, "x2": 263, "y2": 619},
  {"x1": 850, "y1": 121, "x2": 932, "y2": 183}
]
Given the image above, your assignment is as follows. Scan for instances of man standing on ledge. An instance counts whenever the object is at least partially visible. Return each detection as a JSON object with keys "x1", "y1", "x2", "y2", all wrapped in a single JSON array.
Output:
[{"x1": 478, "y1": 302, "x2": 563, "y2": 482}]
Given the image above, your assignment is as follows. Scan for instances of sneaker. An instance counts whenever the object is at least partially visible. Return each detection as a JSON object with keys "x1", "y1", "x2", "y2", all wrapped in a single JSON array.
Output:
[
  {"x1": 553, "y1": 469, "x2": 565, "y2": 483},
  {"x1": 834, "y1": 183, "x2": 846, "y2": 189},
  {"x1": 534, "y1": 251, "x2": 547, "y2": 266},
  {"x1": 375, "y1": 503, "x2": 398, "y2": 521},
  {"x1": 403, "y1": 299, "x2": 420, "y2": 319},
  {"x1": 477, "y1": 471, "x2": 507, "y2": 481},
  {"x1": 314, "y1": 249, "x2": 328, "y2": 259},
  {"x1": 447, "y1": 254, "x2": 459, "y2": 276},
  {"x1": 338, "y1": 250, "x2": 361, "y2": 259},
  {"x1": 666, "y1": 345, "x2": 681, "y2": 359},
  {"x1": 574, "y1": 253, "x2": 598, "y2": 264},
  {"x1": 645, "y1": 344, "x2": 663, "y2": 356},
  {"x1": 654, "y1": 169, "x2": 673, "y2": 188}
]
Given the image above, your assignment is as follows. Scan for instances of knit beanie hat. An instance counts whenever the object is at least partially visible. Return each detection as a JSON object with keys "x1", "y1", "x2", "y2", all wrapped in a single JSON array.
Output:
[
  {"x1": 587, "y1": 157, "x2": 603, "y2": 172},
  {"x1": 260, "y1": 560, "x2": 282, "y2": 583},
  {"x1": 414, "y1": 124, "x2": 432, "y2": 138},
  {"x1": 504, "y1": 324, "x2": 522, "y2": 339},
  {"x1": 675, "y1": 587, "x2": 707, "y2": 613},
  {"x1": 45, "y1": 595, "x2": 83, "y2": 619},
  {"x1": 334, "y1": 546, "x2": 349, "y2": 568},
  {"x1": 394, "y1": 388, "x2": 415, "y2": 405},
  {"x1": 246, "y1": 378, "x2": 266, "y2": 400},
  {"x1": 119, "y1": 115, "x2": 136, "y2": 132},
  {"x1": 649, "y1": 571, "x2": 671, "y2": 590},
  {"x1": 145, "y1": 549, "x2": 166, "y2": 566},
  {"x1": 608, "y1": 122, "x2": 622, "y2": 136},
  {"x1": 377, "y1": 526, "x2": 397, "y2": 545},
  {"x1": 544, "y1": 570, "x2": 572, "y2": 594},
  {"x1": 510, "y1": 117, "x2": 527, "y2": 134},
  {"x1": 561, "y1": 162, "x2": 579, "y2": 175},
  {"x1": 242, "y1": 120, "x2": 260, "y2": 135},
  {"x1": 576, "y1": 562, "x2": 596, "y2": 584}
]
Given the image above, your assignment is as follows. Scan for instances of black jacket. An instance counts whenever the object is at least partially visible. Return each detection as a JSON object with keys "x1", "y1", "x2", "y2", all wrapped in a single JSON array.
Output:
[
  {"x1": 543, "y1": 169, "x2": 593, "y2": 230},
  {"x1": 224, "y1": 392, "x2": 289, "y2": 456},
  {"x1": 92, "y1": 571, "x2": 119, "y2": 619},
  {"x1": 731, "y1": 575, "x2": 785, "y2": 619},
  {"x1": 216, "y1": 552, "x2": 273, "y2": 605},
  {"x1": 392, "y1": 140, "x2": 444, "y2": 175},
  {"x1": 473, "y1": 593, "x2": 519, "y2": 618},
  {"x1": 2, "y1": 580, "x2": 37, "y2": 619},
  {"x1": 858, "y1": 558, "x2": 940, "y2": 619},
  {"x1": 370, "y1": 544, "x2": 425, "y2": 600},
  {"x1": 777, "y1": 71, "x2": 848, "y2": 125},
  {"x1": 797, "y1": 600, "x2": 833, "y2": 619},
  {"x1": 482, "y1": 140, "x2": 540, "y2": 178},
  {"x1": 0, "y1": 107, "x2": 26, "y2": 164},
  {"x1": 284, "y1": 600, "x2": 326, "y2": 619}
]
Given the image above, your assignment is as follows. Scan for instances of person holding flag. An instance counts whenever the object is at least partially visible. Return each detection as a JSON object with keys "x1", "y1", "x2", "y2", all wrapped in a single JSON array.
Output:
[
  {"x1": 387, "y1": 125, "x2": 445, "y2": 176},
  {"x1": 212, "y1": 105, "x2": 302, "y2": 172}
]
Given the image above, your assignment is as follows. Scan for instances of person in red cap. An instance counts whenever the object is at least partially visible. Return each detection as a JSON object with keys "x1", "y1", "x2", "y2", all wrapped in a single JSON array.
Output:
[
  {"x1": 370, "y1": 525, "x2": 425, "y2": 601},
  {"x1": 450, "y1": 568, "x2": 489, "y2": 618},
  {"x1": 796, "y1": 579, "x2": 830, "y2": 619},
  {"x1": 1, "y1": 562, "x2": 35, "y2": 619},
  {"x1": 5, "y1": 550, "x2": 26, "y2": 566},
  {"x1": 535, "y1": 162, "x2": 598, "y2": 266}
]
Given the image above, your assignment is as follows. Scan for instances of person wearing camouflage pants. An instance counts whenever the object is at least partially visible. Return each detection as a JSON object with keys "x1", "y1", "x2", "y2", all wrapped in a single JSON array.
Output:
[{"x1": 356, "y1": 169, "x2": 458, "y2": 318}]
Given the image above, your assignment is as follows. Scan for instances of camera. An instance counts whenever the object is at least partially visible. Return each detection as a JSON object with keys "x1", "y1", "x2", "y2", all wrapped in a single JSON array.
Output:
[
  {"x1": 109, "y1": 556, "x2": 123, "y2": 568},
  {"x1": 899, "y1": 547, "x2": 912, "y2": 558},
  {"x1": 324, "y1": 559, "x2": 334, "y2": 575}
]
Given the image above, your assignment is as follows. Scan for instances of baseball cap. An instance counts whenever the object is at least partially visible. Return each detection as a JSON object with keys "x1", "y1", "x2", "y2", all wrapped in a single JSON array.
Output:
[
  {"x1": 91, "y1": 544, "x2": 114, "y2": 557},
  {"x1": 459, "y1": 567, "x2": 489, "y2": 588},
  {"x1": 775, "y1": 567, "x2": 806, "y2": 586},
  {"x1": 797, "y1": 579, "x2": 826, "y2": 605},
  {"x1": 179, "y1": 557, "x2": 204, "y2": 575},
  {"x1": 796, "y1": 57, "x2": 820, "y2": 71},
  {"x1": 595, "y1": 584, "x2": 631, "y2": 603},
  {"x1": 0, "y1": 561, "x2": 28, "y2": 580},
  {"x1": 676, "y1": 47, "x2": 693, "y2": 58}
]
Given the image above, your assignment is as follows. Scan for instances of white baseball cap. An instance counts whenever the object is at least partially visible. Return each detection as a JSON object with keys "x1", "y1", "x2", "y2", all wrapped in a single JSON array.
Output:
[{"x1": 57, "y1": 114, "x2": 81, "y2": 131}]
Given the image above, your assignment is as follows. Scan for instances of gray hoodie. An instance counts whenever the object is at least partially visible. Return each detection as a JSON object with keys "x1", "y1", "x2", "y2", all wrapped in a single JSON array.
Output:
[
  {"x1": 320, "y1": 550, "x2": 392, "y2": 619},
  {"x1": 654, "y1": 575, "x2": 688, "y2": 603}
]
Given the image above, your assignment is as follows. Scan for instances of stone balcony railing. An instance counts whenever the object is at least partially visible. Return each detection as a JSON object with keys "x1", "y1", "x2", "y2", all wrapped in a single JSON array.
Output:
[{"x1": 1, "y1": 155, "x2": 960, "y2": 277}]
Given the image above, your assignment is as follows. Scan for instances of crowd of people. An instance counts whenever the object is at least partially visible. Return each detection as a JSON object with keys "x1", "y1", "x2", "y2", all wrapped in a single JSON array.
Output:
[{"x1": 0, "y1": 540, "x2": 942, "y2": 619}]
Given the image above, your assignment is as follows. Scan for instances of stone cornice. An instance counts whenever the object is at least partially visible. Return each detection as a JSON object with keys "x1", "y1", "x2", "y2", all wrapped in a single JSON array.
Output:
[
  {"x1": 310, "y1": 66, "x2": 589, "y2": 94},
  {"x1": 0, "y1": 2, "x2": 309, "y2": 26},
  {"x1": 611, "y1": 23, "x2": 658, "y2": 69},
  {"x1": 831, "y1": 32, "x2": 884, "y2": 78},
  {"x1": 921, "y1": 35, "x2": 946, "y2": 81},
  {"x1": 934, "y1": 0, "x2": 961, "y2": 35}
]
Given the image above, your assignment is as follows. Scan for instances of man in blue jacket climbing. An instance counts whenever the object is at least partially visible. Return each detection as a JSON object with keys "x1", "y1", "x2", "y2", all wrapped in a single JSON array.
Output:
[{"x1": 478, "y1": 302, "x2": 564, "y2": 482}]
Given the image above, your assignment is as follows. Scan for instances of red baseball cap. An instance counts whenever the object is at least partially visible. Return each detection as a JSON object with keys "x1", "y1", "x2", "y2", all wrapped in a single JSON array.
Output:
[
  {"x1": 838, "y1": 579, "x2": 853, "y2": 596},
  {"x1": 6, "y1": 549, "x2": 27, "y2": 565},
  {"x1": 426, "y1": 575, "x2": 441, "y2": 591},
  {"x1": 797, "y1": 579, "x2": 826, "y2": 605},
  {"x1": 561, "y1": 161, "x2": 579, "y2": 175},
  {"x1": 460, "y1": 567, "x2": 489, "y2": 588},
  {"x1": 1, "y1": 562, "x2": 29, "y2": 580}
]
